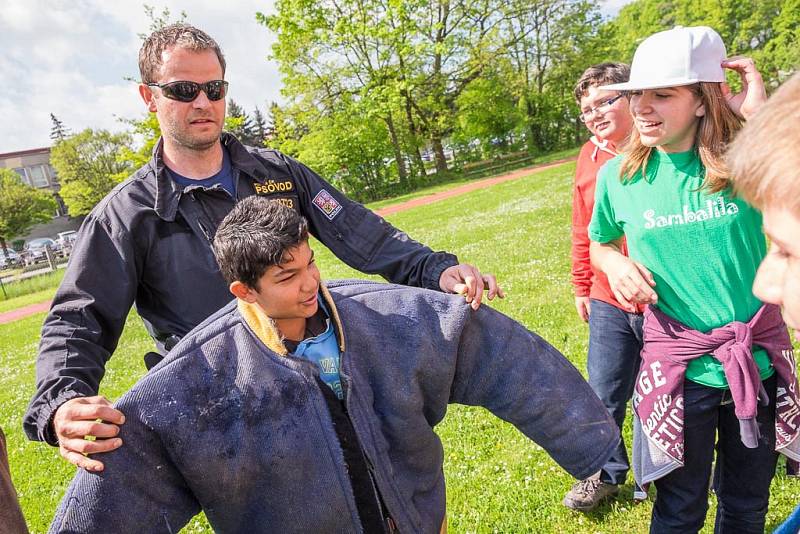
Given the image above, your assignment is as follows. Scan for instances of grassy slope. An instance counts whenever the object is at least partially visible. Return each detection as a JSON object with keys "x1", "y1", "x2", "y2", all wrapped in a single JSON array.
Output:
[
  {"x1": 0, "y1": 270, "x2": 65, "y2": 309},
  {"x1": 2, "y1": 161, "x2": 798, "y2": 532},
  {"x1": 0, "y1": 289, "x2": 55, "y2": 315}
]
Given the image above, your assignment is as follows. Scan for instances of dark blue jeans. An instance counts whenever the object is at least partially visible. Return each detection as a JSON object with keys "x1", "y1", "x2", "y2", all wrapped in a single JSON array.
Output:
[
  {"x1": 650, "y1": 374, "x2": 779, "y2": 534},
  {"x1": 587, "y1": 299, "x2": 644, "y2": 485}
]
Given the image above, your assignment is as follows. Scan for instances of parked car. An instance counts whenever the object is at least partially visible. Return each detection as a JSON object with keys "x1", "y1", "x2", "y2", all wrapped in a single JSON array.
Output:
[
  {"x1": 56, "y1": 231, "x2": 78, "y2": 255},
  {"x1": 0, "y1": 249, "x2": 22, "y2": 270},
  {"x1": 23, "y1": 238, "x2": 60, "y2": 266},
  {"x1": 56, "y1": 231, "x2": 78, "y2": 248}
]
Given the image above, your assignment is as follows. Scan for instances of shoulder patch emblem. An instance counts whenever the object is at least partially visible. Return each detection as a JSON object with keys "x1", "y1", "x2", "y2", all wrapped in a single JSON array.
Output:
[{"x1": 312, "y1": 189, "x2": 343, "y2": 221}]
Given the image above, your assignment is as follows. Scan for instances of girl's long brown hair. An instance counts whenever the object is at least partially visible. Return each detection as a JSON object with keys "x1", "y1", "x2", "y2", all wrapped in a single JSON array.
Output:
[{"x1": 619, "y1": 82, "x2": 743, "y2": 193}]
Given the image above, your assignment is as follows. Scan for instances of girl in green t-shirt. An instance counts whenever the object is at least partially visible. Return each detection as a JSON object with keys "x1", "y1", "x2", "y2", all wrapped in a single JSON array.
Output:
[{"x1": 588, "y1": 26, "x2": 779, "y2": 533}]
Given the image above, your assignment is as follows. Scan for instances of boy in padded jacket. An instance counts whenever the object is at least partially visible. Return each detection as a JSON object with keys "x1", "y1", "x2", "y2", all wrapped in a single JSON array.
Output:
[{"x1": 50, "y1": 197, "x2": 618, "y2": 533}]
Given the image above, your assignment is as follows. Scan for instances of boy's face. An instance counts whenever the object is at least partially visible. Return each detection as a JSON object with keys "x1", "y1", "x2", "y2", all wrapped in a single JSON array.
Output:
[
  {"x1": 579, "y1": 85, "x2": 633, "y2": 145},
  {"x1": 753, "y1": 207, "x2": 800, "y2": 341},
  {"x1": 240, "y1": 240, "x2": 321, "y2": 322}
]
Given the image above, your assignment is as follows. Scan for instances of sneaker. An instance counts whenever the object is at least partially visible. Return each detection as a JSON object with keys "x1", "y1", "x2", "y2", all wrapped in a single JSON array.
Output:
[{"x1": 562, "y1": 477, "x2": 620, "y2": 512}]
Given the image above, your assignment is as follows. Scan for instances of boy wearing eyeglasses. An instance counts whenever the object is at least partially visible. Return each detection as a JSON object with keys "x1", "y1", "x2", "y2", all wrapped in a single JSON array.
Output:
[
  {"x1": 564, "y1": 62, "x2": 642, "y2": 511},
  {"x1": 25, "y1": 24, "x2": 503, "y2": 472}
]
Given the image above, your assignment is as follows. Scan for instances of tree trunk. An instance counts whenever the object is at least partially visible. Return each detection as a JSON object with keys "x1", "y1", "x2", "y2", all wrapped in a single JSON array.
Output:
[
  {"x1": 525, "y1": 124, "x2": 533, "y2": 152},
  {"x1": 526, "y1": 99, "x2": 545, "y2": 153},
  {"x1": 0, "y1": 237, "x2": 8, "y2": 259},
  {"x1": 411, "y1": 146, "x2": 426, "y2": 178},
  {"x1": 431, "y1": 136, "x2": 448, "y2": 174},
  {"x1": 400, "y1": 91, "x2": 426, "y2": 178},
  {"x1": 383, "y1": 114, "x2": 407, "y2": 184}
]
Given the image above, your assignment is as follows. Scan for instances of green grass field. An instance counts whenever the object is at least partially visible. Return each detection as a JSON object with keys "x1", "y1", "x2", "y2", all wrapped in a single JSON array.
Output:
[
  {"x1": 0, "y1": 270, "x2": 65, "y2": 309},
  {"x1": 2, "y1": 161, "x2": 798, "y2": 533}
]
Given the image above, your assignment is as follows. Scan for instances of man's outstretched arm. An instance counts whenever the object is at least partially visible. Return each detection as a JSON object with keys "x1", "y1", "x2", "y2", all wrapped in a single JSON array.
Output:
[{"x1": 283, "y1": 154, "x2": 504, "y2": 308}]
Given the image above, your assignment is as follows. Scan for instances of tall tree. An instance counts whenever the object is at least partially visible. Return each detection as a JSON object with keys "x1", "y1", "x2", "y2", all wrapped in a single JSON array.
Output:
[
  {"x1": 116, "y1": 113, "x2": 161, "y2": 178},
  {"x1": 0, "y1": 169, "x2": 57, "y2": 256},
  {"x1": 224, "y1": 99, "x2": 250, "y2": 141},
  {"x1": 264, "y1": 101, "x2": 304, "y2": 155},
  {"x1": 50, "y1": 129, "x2": 133, "y2": 216},
  {"x1": 250, "y1": 107, "x2": 269, "y2": 147},
  {"x1": 261, "y1": 0, "x2": 604, "y2": 183},
  {"x1": 748, "y1": 0, "x2": 798, "y2": 87},
  {"x1": 599, "y1": 0, "x2": 785, "y2": 88},
  {"x1": 50, "y1": 113, "x2": 71, "y2": 142},
  {"x1": 503, "y1": 0, "x2": 601, "y2": 153},
  {"x1": 453, "y1": 69, "x2": 522, "y2": 157},
  {"x1": 292, "y1": 96, "x2": 397, "y2": 200},
  {"x1": 137, "y1": 4, "x2": 187, "y2": 38}
]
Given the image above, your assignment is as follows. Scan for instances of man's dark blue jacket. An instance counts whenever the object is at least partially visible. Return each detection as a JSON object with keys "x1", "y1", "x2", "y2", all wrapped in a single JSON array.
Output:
[
  {"x1": 26, "y1": 134, "x2": 457, "y2": 445},
  {"x1": 50, "y1": 280, "x2": 618, "y2": 533}
]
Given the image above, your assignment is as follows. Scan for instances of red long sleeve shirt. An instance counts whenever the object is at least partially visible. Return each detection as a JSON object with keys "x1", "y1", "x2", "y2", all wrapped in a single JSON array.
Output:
[{"x1": 571, "y1": 137, "x2": 640, "y2": 312}]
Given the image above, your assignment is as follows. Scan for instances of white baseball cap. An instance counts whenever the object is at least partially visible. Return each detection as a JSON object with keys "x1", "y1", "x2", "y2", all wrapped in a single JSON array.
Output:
[{"x1": 602, "y1": 26, "x2": 727, "y2": 91}]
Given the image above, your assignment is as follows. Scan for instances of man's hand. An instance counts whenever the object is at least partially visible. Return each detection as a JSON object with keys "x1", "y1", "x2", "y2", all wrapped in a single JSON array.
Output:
[
  {"x1": 53, "y1": 396, "x2": 125, "y2": 472},
  {"x1": 721, "y1": 56, "x2": 766, "y2": 120},
  {"x1": 439, "y1": 263, "x2": 505, "y2": 310},
  {"x1": 575, "y1": 296, "x2": 591, "y2": 322}
]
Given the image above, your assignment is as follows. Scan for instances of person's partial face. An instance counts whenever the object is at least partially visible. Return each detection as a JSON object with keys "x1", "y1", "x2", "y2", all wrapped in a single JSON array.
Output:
[
  {"x1": 139, "y1": 46, "x2": 226, "y2": 151},
  {"x1": 753, "y1": 207, "x2": 800, "y2": 341},
  {"x1": 629, "y1": 86, "x2": 705, "y2": 153},
  {"x1": 247, "y1": 241, "x2": 321, "y2": 324},
  {"x1": 579, "y1": 86, "x2": 633, "y2": 145}
]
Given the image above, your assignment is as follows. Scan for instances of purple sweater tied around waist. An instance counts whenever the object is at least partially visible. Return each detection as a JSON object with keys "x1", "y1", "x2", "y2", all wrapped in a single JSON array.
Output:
[{"x1": 632, "y1": 304, "x2": 800, "y2": 489}]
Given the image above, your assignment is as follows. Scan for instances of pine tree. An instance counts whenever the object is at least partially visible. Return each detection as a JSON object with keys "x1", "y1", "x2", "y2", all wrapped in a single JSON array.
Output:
[
  {"x1": 250, "y1": 107, "x2": 268, "y2": 147},
  {"x1": 227, "y1": 99, "x2": 245, "y2": 120},
  {"x1": 266, "y1": 102, "x2": 283, "y2": 143},
  {"x1": 226, "y1": 99, "x2": 260, "y2": 145},
  {"x1": 50, "y1": 113, "x2": 71, "y2": 142}
]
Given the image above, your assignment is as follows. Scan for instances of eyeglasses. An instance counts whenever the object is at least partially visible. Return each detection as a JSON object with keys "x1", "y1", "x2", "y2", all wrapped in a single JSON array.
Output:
[
  {"x1": 147, "y1": 80, "x2": 229, "y2": 102},
  {"x1": 578, "y1": 93, "x2": 625, "y2": 122}
]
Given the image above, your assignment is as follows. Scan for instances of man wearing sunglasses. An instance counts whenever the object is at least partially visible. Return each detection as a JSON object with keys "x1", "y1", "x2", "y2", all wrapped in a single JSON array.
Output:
[{"x1": 24, "y1": 23, "x2": 503, "y2": 472}]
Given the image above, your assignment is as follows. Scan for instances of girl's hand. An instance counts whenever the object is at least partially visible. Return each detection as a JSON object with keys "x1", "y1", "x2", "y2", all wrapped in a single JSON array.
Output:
[
  {"x1": 603, "y1": 254, "x2": 658, "y2": 309},
  {"x1": 721, "y1": 56, "x2": 767, "y2": 120}
]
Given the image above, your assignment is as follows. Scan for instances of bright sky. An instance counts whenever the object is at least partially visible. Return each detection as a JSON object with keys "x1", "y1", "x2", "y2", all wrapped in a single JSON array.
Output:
[
  {"x1": 0, "y1": 0, "x2": 281, "y2": 153},
  {"x1": 0, "y1": 0, "x2": 630, "y2": 154}
]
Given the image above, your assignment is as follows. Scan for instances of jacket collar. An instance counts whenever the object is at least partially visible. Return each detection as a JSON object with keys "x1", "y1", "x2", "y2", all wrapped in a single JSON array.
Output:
[
  {"x1": 152, "y1": 132, "x2": 272, "y2": 221},
  {"x1": 237, "y1": 282, "x2": 346, "y2": 356},
  {"x1": 589, "y1": 135, "x2": 618, "y2": 162}
]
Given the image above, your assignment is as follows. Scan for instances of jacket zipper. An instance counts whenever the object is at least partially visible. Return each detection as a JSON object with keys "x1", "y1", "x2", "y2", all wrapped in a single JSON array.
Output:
[{"x1": 189, "y1": 191, "x2": 214, "y2": 243}]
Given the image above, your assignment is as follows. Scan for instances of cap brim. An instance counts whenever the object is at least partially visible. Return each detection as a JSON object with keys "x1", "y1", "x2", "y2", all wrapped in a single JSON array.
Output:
[{"x1": 601, "y1": 77, "x2": 722, "y2": 91}]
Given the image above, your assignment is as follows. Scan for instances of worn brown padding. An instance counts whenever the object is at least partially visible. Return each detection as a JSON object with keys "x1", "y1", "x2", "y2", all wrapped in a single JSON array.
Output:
[{"x1": 0, "y1": 427, "x2": 28, "y2": 534}]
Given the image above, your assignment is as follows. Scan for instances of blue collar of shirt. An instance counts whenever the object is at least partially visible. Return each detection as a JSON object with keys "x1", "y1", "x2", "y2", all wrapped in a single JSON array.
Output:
[
  {"x1": 294, "y1": 298, "x2": 333, "y2": 354},
  {"x1": 167, "y1": 146, "x2": 235, "y2": 197}
]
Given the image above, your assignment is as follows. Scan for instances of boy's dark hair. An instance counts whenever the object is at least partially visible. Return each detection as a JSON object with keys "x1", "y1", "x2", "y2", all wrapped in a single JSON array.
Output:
[
  {"x1": 213, "y1": 197, "x2": 309, "y2": 289},
  {"x1": 139, "y1": 24, "x2": 226, "y2": 84},
  {"x1": 573, "y1": 62, "x2": 631, "y2": 103}
]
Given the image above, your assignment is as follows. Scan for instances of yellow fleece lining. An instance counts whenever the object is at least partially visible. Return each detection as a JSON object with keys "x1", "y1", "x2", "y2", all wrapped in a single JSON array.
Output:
[{"x1": 238, "y1": 282, "x2": 345, "y2": 355}]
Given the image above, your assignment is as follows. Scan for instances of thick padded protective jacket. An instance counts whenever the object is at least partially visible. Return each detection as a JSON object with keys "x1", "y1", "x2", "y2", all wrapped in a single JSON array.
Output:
[{"x1": 50, "y1": 280, "x2": 618, "y2": 533}]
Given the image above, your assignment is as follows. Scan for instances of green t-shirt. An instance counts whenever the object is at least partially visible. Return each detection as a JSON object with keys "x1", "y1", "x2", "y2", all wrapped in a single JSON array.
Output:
[{"x1": 588, "y1": 148, "x2": 773, "y2": 388}]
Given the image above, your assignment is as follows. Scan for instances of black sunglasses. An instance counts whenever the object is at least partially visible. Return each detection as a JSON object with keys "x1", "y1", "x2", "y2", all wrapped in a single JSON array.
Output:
[{"x1": 147, "y1": 80, "x2": 229, "y2": 102}]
